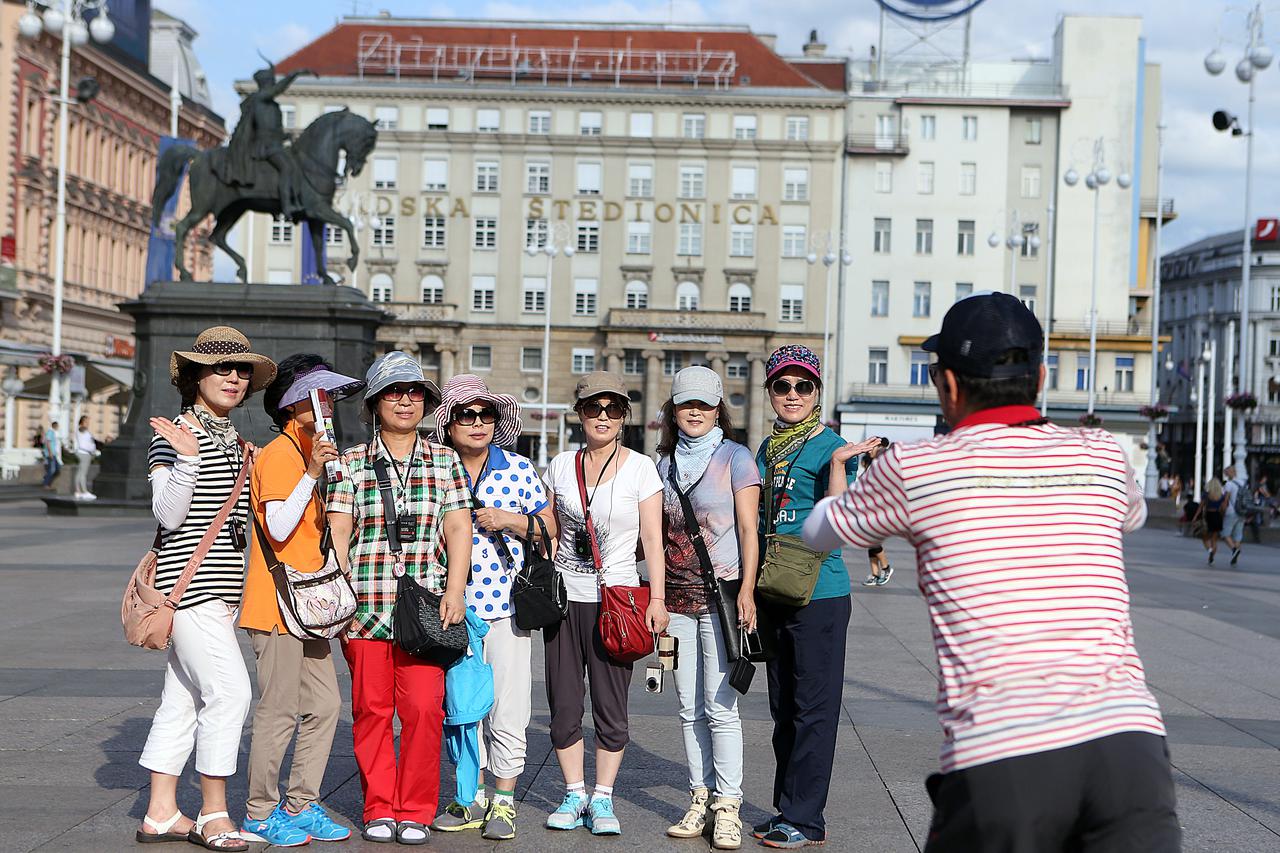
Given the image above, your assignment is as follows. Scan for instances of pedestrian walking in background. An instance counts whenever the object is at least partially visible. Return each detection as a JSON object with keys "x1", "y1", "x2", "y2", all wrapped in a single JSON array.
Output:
[
  {"x1": 805, "y1": 293, "x2": 1179, "y2": 852},
  {"x1": 1200, "y1": 478, "x2": 1227, "y2": 563},
  {"x1": 137, "y1": 326, "x2": 276, "y2": 851},
  {"x1": 326, "y1": 352, "x2": 473, "y2": 846},
  {"x1": 430, "y1": 374, "x2": 556, "y2": 841},
  {"x1": 860, "y1": 438, "x2": 893, "y2": 588},
  {"x1": 752, "y1": 345, "x2": 880, "y2": 849},
  {"x1": 656, "y1": 367, "x2": 760, "y2": 850},
  {"x1": 238, "y1": 355, "x2": 364, "y2": 846},
  {"x1": 40, "y1": 420, "x2": 61, "y2": 489},
  {"x1": 542, "y1": 371, "x2": 668, "y2": 837},
  {"x1": 1221, "y1": 465, "x2": 1248, "y2": 565},
  {"x1": 74, "y1": 415, "x2": 98, "y2": 500}
]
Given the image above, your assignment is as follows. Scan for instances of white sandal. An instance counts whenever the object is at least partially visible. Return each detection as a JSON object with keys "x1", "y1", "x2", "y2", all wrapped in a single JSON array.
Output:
[
  {"x1": 187, "y1": 811, "x2": 248, "y2": 851},
  {"x1": 135, "y1": 811, "x2": 188, "y2": 844}
]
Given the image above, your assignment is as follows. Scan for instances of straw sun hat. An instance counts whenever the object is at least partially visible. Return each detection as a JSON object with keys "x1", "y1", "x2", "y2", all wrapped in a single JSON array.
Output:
[{"x1": 169, "y1": 326, "x2": 277, "y2": 392}]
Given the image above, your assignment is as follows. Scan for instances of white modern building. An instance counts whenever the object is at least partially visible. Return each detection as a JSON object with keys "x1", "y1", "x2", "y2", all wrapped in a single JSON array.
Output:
[{"x1": 835, "y1": 15, "x2": 1171, "y2": 472}]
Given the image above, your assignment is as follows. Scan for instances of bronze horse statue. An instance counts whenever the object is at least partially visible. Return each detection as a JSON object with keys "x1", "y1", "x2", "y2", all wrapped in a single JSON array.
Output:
[{"x1": 150, "y1": 109, "x2": 378, "y2": 285}]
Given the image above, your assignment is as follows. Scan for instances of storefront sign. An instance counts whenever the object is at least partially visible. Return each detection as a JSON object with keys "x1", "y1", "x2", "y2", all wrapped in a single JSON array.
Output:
[
  {"x1": 649, "y1": 332, "x2": 724, "y2": 344},
  {"x1": 336, "y1": 193, "x2": 782, "y2": 226}
]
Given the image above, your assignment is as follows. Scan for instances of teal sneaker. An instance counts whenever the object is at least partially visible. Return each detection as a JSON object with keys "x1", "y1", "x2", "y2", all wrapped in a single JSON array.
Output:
[
  {"x1": 586, "y1": 796, "x2": 621, "y2": 836},
  {"x1": 545, "y1": 792, "x2": 587, "y2": 830},
  {"x1": 287, "y1": 802, "x2": 351, "y2": 842},
  {"x1": 241, "y1": 804, "x2": 311, "y2": 847}
]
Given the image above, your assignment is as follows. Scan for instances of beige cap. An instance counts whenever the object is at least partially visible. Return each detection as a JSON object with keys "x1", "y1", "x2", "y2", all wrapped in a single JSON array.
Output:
[{"x1": 574, "y1": 370, "x2": 627, "y2": 402}]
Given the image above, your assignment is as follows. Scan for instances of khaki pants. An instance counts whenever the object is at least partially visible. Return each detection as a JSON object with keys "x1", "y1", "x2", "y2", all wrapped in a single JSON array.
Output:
[
  {"x1": 244, "y1": 628, "x2": 341, "y2": 820},
  {"x1": 478, "y1": 616, "x2": 533, "y2": 780}
]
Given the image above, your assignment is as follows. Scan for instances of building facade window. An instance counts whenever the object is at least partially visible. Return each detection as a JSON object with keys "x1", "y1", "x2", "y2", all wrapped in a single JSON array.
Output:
[
  {"x1": 623, "y1": 350, "x2": 644, "y2": 374},
  {"x1": 372, "y1": 215, "x2": 395, "y2": 247},
  {"x1": 871, "y1": 280, "x2": 889, "y2": 316},
  {"x1": 915, "y1": 219, "x2": 933, "y2": 254},
  {"x1": 422, "y1": 215, "x2": 446, "y2": 248},
  {"x1": 1114, "y1": 356, "x2": 1135, "y2": 392},
  {"x1": 324, "y1": 225, "x2": 343, "y2": 247},
  {"x1": 1046, "y1": 353, "x2": 1059, "y2": 389},
  {"x1": 425, "y1": 108, "x2": 449, "y2": 130},
  {"x1": 626, "y1": 221, "x2": 651, "y2": 254},
  {"x1": 682, "y1": 113, "x2": 706, "y2": 138},
  {"x1": 785, "y1": 116, "x2": 810, "y2": 141},
  {"x1": 731, "y1": 166, "x2": 757, "y2": 199},
  {"x1": 576, "y1": 222, "x2": 600, "y2": 253},
  {"x1": 476, "y1": 108, "x2": 500, "y2": 132},
  {"x1": 913, "y1": 281, "x2": 932, "y2": 317},
  {"x1": 962, "y1": 115, "x2": 978, "y2": 141},
  {"x1": 628, "y1": 162, "x2": 653, "y2": 197},
  {"x1": 1076, "y1": 354, "x2": 1091, "y2": 391},
  {"x1": 875, "y1": 161, "x2": 892, "y2": 193},
  {"x1": 783, "y1": 168, "x2": 809, "y2": 201},
  {"x1": 726, "y1": 358, "x2": 749, "y2": 379},
  {"x1": 783, "y1": 225, "x2": 807, "y2": 257},
  {"x1": 526, "y1": 161, "x2": 550, "y2": 194},
  {"x1": 522, "y1": 277, "x2": 546, "y2": 313},
  {"x1": 280, "y1": 105, "x2": 297, "y2": 129},
  {"x1": 370, "y1": 273, "x2": 393, "y2": 303},
  {"x1": 629, "y1": 112, "x2": 653, "y2": 137},
  {"x1": 910, "y1": 350, "x2": 930, "y2": 385},
  {"x1": 729, "y1": 224, "x2": 755, "y2": 257},
  {"x1": 472, "y1": 275, "x2": 496, "y2": 312},
  {"x1": 270, "y1": 217, "x2": 293, "y2": 245},
  {"x1": 1021, "y1": 165, "x2": 1042, "y2": 199},
  {"x1": 422, "y1": 158, "x2": 448, "y2": 191},
  {"x1": 780, "y1": 284, "x2": 804, "y2": 322},
  {"x1": 959, "y1": 162, "x2": 976, "y2": 195},
  {"x1": 676, "y1": 281, "x2": 701, "y2": 310},
  {"x1": 733, "y1": 114, "x2": 757, "y2": 139},
  {"x1": 957, "y1": 220, "x2": 975, "y2": 256},
  {"x1": 374, "y1": 106, "x2": 398, "y2": 130},
  {"x1": 678, "y1": 223, "x2": 703, "y2": 256},
  {"x1": 470, "y1": 345, "x2": 492, "y2": 371},
  {"x1": 1019, "y1": 284, "x2": 1037, "y2": 313},
  {"x1": 625, "y1": 280, "x2": 649, "y2": 309},
  {"x1": 868, "y1": 348, "x2": 888, "y2": 384},
  {"x1": 473, "y1": 217, "x2": 497, "y2": 250},
  {"x1": 524, "y1": 218, "x2": 548, "y2": 250},
  {"x1": 573, "y1": 278, "x2": 598, "y2": 316},
  {"x1": 579, "y1": 110, "x2": 602, "y2": 136},
  {"x1": 576, "y1": 161, "x2": 602, "y2": 195},
  {"x1": 727, "y1": 283, "x2": 752, "y2": 312},
  {"x1": 420, "y1": 275, "x2": 444, "y2": 303},
  {"x1": 528, "y1": 110, "x2": 551, "y2": 134},
  {"x1": 521, "y1": 347, "x2": 543, "y2": 372},
  {"x1": 1026, "y1": 117, "x2": 1042, "y2": 144},
  {"x1": 917, "y1": 161, "x2": 935, "y2": 194},
  {"x1": 955, "y1": 282, "x2": 973, "y2": 302},
  {"x1": 372, "y1": 157, "x2": 397, "y2": 189},
  {"x1": 874, "y1": 218, "x2": 891, "y2": 254},
  {"x1": 679, "y1": 164, "x2": 706, "y2": 198},
  {"x1": 475, "y1": 161, "x2": 499, "y2": 192},
  {"x1": 1021, "y1": 224, "x2": 1040, "y2": 257},
  {"x1": 919, "y1": 114, "x2": 936, "y2": 140}
]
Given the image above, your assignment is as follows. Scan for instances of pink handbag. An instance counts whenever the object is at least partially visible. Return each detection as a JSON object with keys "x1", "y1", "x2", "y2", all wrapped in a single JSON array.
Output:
[{"x1": 121, "y1": 458, "x2": 249, "y2": 650}]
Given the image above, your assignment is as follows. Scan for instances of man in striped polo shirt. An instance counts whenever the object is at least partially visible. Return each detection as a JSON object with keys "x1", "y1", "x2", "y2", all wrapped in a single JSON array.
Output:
[{"x1": 805, "y1": 293, "x2": 1180, "y2": 851}]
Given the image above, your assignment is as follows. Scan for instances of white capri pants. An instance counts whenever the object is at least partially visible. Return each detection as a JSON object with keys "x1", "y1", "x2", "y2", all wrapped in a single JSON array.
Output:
[
  {"x1": 139, "y1": 600, "x2": 252, "y2": 778},
  {"x1": 478, "y1": 616, "x2": 532, "y2": 780}
]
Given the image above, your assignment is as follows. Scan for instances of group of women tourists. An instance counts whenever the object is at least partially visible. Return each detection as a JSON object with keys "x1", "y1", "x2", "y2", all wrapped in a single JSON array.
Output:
[{"x1": 135, "y1": 325, "x2": 880, "y2": 850}]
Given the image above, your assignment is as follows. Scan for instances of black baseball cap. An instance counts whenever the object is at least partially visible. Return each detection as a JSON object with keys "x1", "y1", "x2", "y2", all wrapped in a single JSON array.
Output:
[{"x1": 922, "y1": 292, "x2": 1043, "y2": 378}]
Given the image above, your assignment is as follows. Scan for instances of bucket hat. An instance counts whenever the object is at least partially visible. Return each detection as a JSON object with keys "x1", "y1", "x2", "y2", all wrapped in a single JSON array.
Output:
[
  {"x1": 360, "y1": 351, "x2": 441, "y2": 425},
  {"x1": 169, "y1": 326, "x2": 277, "y2": 392},
  {"x1": 433, "y1": 374, "x2": 522, "y2": 448}
]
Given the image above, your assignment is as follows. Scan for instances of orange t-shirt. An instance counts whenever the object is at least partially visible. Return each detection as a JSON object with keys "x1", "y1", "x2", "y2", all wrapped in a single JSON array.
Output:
[{"x1": 239, "y1": 423, "x2": 325, "y2": 632}]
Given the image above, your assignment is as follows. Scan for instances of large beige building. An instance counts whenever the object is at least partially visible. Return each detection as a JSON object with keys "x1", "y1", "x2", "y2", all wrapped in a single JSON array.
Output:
[{"x1": 247, "y1": 17, "x2": 846, "y2": 457}]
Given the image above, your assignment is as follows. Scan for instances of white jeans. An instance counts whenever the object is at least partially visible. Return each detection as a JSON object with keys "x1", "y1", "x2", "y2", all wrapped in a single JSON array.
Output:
[
  {"x1": 666, "y1": 612, "x2": 744, "y2": 799},
  {"x1": 478, "y1": 616, "x2": 532, "y2": 780},
  {"x1": 139, "y1": 600, "x2": 252, "y2": 778},
  {"x1": 74, "y1": 451, "x2": 92, "y2": 494}
]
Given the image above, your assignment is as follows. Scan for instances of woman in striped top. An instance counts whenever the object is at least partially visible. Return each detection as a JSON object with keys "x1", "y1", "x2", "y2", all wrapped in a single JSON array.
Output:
[{"x1": 136, "y1": 327, "x2": 276, "y2": 851}]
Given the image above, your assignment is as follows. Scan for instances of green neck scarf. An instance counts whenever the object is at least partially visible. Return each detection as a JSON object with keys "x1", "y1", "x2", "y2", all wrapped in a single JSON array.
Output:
[{"x1": 765, "y1": 408, "x2": 822, "y2": 465}]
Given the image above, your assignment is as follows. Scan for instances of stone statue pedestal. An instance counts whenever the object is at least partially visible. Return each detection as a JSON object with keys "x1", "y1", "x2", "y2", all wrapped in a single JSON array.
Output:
[{"x1": 47, "y1": 282, "x2": 386, "y2": 515}]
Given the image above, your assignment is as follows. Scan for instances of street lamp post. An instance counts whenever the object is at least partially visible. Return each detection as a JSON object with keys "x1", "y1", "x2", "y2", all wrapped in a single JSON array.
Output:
[
  {"x1": 18, "y1": 1, "x2": 116, "y2": 443},
  {"x1": 1206, "y1": 334, "x2": 1218, "y2": 486},
  {"x1": 1145, "y1": 123, "x2": 1167, "y2": 497},
  {"x1": 1206, "y1": 1, "x2": 1272, "y2": 477},
  {"x1": 988, "y1": 211, "x2": 1041, "y2": 298},
  {"x1": 804, "y1": 232, "x2": 852, "y2": 413},
  {"x1": 526, "y1": 223, "x2": 573, "y2": 469},
  {"x1": 1062, "y1": 140, "x2": 1132, "y2": 417},
  {"x1": 1193, "y1": 341, "x2": 1209, "y2": 501}
]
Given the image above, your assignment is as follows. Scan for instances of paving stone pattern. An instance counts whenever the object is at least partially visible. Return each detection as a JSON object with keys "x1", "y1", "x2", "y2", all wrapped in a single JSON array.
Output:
[{"x1": 0, "y1": 501, "x2": 1277, "y2": 852}]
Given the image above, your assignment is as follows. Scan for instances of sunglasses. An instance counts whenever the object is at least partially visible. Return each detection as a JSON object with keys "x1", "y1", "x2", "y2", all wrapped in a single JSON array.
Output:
[
  {"x1": 453, "y1": 407, "x2": 498, "y2": 426},
  {"x1": 379, "y1": 383, "x2": 429, "y2": 402},
  {"x1": 770, "y1": 378, "x2": 817, "y2": 397},
  {"x1": 928, "y1": 363, "x2": 943, "y2": 385},
  {"x1": 581, "y1": 401, "x2": 626, "y2": 420},
  {"x1": 211, "y1": 362, "x2": 254, "y2": 380}
]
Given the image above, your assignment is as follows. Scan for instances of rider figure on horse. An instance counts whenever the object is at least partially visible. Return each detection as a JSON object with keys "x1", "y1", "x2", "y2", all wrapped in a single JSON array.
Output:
[{"x1": 219, "y1": 61, "x2": 316, "y2": 221}]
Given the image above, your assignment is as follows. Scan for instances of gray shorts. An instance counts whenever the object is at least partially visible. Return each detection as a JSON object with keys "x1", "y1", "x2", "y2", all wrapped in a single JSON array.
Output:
[{"x1": 1225, "y1": 514, "x2": 1245, "y2": 541}]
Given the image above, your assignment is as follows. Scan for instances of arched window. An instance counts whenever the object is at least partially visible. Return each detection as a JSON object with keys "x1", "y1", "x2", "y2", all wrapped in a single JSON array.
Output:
[
  {"x1": 370, "y1": 272, "x2": 394, "y2": 303},
  {"x1": 676, "y1": 280, "x2": 700, "y2": 311},
  {"x1": 727, "y1": 283, "x2": 752, "y2": 312},
  {"x1": 624, "y1": 280, "x2": 648, "y2": 309},
  {"x1": 420, "y1": 274, "x2": 444, "y2": 304}
]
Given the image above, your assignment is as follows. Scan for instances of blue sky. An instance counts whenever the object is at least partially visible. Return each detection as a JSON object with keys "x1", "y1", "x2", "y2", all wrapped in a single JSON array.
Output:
[{"x1": 158, "y1": 0, "x2": 1280, "y2": 254}]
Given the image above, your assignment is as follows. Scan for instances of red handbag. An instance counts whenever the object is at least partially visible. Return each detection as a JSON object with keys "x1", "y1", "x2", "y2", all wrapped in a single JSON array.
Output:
[{"x1": 575, "y1": 448, "x2": 653, "y2": 663}]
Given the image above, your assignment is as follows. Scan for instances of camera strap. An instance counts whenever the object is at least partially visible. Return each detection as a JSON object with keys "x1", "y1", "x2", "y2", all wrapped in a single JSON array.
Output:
[
  {"x1": 667, "y1": 452, "x2": 719, "y2": 605},
  {"x1": 574, "y1": 449, "x2": 607, "y2": 585},
  {"x1": 371, "y1": 454, "x2": 406, "y2": 578}
]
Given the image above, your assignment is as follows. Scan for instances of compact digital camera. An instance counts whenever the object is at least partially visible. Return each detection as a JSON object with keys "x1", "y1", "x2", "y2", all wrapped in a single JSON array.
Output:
[
  {"x1": 644, "y1": 662, "x2": 664, "y2": 693},
  {"x1": 573, "y1": 529, "x2": 593, "y2": 560}
]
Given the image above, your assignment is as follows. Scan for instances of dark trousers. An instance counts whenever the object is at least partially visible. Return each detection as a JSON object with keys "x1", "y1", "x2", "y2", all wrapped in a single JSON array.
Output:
[
  {"x1": 544, "y1": 600, "x2": 633, "y2": 752},
  {"x1": 761, "y1": 593, "x2": 851, "y2": 841},
  {"x1": 924, "y1": 732, "x2": 1181, "y2": 853}
]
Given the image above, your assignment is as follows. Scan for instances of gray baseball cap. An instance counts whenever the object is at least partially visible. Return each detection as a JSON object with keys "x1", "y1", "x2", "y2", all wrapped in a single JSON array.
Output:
[{"x1": 670, "y1": 366, "x2": 722, "y2": 406}]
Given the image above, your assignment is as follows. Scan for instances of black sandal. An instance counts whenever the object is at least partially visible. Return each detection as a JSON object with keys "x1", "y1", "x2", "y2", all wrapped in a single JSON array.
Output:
[
  {"x1": 361, "y1": 817, "x2": 397, "y2": 843},
  {"x1": 396, "y1": 820, "x2": 430, "y2": 845}
]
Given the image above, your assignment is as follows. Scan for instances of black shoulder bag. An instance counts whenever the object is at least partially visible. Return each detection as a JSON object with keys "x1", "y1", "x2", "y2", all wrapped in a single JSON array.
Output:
[
  {"x1": 375, "y1": 452, "x2": 467, "y2": 665},
  {"x1": 509, "y1": 515, "x2": 567, "y2": 630},
  {"x1": 668, "y1": 451, "x2": 759, "y2": 694}
]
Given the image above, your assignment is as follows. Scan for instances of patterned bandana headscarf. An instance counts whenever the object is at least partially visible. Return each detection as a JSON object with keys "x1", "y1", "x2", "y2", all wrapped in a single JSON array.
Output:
[{"x1": 190, "y1": 405, "x2": 239, "y2": 454}]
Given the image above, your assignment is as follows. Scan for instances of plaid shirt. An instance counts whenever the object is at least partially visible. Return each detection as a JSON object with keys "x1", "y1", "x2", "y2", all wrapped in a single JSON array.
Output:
[{"x1": 328, "y1": 436, "x2": 470, "y2": 640}]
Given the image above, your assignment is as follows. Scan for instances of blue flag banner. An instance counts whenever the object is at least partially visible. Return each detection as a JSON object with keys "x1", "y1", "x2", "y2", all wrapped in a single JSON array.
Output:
[
  {"x1": 144, "y1": 135, "x2": 193, "y2": 288},
  {"x1": 300, "y1": 224, "x2": 326, "y2": 285}
]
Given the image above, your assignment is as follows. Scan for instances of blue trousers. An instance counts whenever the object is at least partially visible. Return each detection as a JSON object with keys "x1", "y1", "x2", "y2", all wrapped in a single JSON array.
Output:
[{"x1": 762, "y1": 594, "x2": 851, "y2": 841}]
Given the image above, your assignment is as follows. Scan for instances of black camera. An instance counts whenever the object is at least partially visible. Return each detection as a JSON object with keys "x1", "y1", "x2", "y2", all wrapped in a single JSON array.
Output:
[
  {"x1": 573, "y1": 528, "x2": 593, "y2": 559},
  {"x1": 396, "y1": 513, "x2": 417, "y2": 540}
]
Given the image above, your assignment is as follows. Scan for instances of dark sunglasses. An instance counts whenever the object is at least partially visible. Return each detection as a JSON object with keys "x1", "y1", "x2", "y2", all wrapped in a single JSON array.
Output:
[
  {"x1": 211, "y1": 362, "x2": 254, "y2": 380},
  {"x1": 770, "y1": 378, "x2": 816, "y2": 397},
  {"x1": 928, "y1": 363, "x2": 942, "y2": 385},
  {"x1": 581, "y1": 401, "x2": 626, "y2": 420},
  {"x1": 453, "y1": 407, "x2": 498, "y2": 426},
  {"x1": 379, "y1": 383, "x2": 429, "y2": 402}
]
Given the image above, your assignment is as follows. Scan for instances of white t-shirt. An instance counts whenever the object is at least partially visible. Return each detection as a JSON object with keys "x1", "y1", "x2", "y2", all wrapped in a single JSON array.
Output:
[{"x1": 545, "y1": 447, "x2": 663, "y2": 603}]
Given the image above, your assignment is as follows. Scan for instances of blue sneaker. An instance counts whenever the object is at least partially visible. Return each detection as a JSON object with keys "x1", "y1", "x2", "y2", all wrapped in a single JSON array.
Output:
[
  {"x1": 287, "y1": 802, "x2": 352, "y2": 842},
  {"x1": 586, "y1": 796, "x2": 621, "y2": 836},
  {"x1": 241, "y1": 804, "x2": 311, "y2": 847},
  {"x1": 545, "y1": 792, "x2": 587, "y2": 830}
]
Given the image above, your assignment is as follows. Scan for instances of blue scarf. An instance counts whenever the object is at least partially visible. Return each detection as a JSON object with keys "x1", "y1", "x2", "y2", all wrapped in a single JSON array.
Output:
[{"x1": 673, "y1": 426, "x2": 723, "y2": 492}]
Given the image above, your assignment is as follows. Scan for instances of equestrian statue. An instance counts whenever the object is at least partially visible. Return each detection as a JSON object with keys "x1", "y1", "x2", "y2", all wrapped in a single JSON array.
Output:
[{"x1": 150, "y1": 60, "x2": 378, "y2": 285}]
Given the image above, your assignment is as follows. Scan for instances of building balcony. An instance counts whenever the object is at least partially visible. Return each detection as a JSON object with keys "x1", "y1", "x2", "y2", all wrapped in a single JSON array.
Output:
[
  {"x1": 845, "y1": 133, "x2": 909, "y2": 155},
  {"x1": 1141, "y1": 197, "x2": 1177, "y2": 222},
  {"x1": 383, "y1": 302, "x2": 460, "y2": 324},
  {"x1": 1047, "y1": 319, "x2": 1152, "y2": 339},
  {"x1": 606, "y1": 307, "x2": 766, "y2": 334}
]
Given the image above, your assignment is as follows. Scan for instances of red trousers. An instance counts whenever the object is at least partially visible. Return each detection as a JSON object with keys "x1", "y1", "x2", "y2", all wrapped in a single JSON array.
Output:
[{"x1": 342, "y1": 639, "x2": 445, "y2": 823}]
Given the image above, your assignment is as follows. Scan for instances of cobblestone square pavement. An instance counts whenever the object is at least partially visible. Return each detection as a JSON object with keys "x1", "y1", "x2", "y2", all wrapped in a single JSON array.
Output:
[{"x1": 1, "y1": 500, "x2": 1277, "y2": 852}]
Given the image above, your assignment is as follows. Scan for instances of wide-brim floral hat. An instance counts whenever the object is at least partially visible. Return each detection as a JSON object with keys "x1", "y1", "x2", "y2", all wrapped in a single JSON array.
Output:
[{"x1": 169, "y1": 326, "x2": 277, "y2": 392}]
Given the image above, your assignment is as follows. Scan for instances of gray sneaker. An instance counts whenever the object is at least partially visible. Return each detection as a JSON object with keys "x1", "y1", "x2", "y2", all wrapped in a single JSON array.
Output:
[
  {"x1": 875, "y1": 565, "x2": 894, "y2": 586},
  {"x1": 431, "y1": 800, "x2": 484, "y2": 832},
  {"x1": 482, "y1": 801, "x2": 517, "y2": 840},
  {"x1": 861, "y1": 573, "x2": 879, "y2": 587}
]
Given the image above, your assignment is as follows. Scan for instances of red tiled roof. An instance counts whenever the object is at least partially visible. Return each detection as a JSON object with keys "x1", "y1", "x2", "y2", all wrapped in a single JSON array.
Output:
[
  {"x1": 277, "y1": 21, "x2": 826, "y2": 90},
  {"x1": 790, "y1": 60, "x2": 847, "y2": 92}
]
